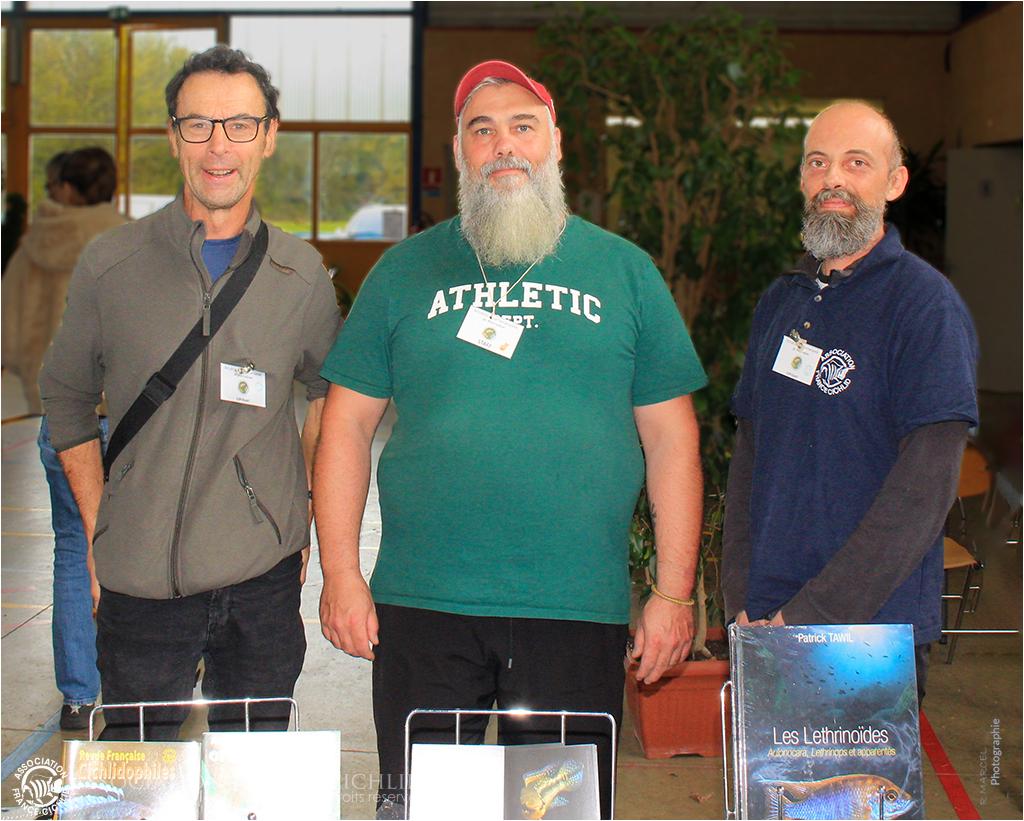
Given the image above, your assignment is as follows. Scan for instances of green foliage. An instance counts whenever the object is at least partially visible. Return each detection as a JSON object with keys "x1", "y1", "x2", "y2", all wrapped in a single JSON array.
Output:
[
  {"x1": 539, "y1": 7, "x2": 807, "y2": 642},
  {"x1": 257, "y1": 133, "x2": 313, "y2": 231},
  {"x1": 31, "y1": 30, "x2": 116, "y2": 127},
  {"x1": 319, "y1": 134, "x2": 409, "y2": 233}
]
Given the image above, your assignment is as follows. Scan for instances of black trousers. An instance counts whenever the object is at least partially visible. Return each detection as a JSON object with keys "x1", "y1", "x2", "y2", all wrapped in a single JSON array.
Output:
[
  {"x1": 372, "y1": 604, "x2": 629, "y2": 819},
  {"x1": 96, "y1": 552, "x2": 306, "y2": 740}
]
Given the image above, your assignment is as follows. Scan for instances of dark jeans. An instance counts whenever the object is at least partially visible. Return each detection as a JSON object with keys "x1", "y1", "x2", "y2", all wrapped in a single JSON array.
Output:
[
  {"x1": 96, "y1": 552, "x2": 305, "y2": 740},
  {"x1": 373, "y1": 604, "x2": 629, "y2": 819}
]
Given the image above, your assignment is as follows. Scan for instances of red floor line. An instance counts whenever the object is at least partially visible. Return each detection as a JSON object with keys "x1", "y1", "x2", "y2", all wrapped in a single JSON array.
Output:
[{"x1": 920, "y1": 709, "x2": 982, "y2": 820}]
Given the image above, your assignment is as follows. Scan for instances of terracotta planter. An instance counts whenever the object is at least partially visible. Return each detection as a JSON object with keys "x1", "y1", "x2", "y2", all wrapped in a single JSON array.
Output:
[{"x1": 624, "y1": 627, "x2": 731, "y2": 758}]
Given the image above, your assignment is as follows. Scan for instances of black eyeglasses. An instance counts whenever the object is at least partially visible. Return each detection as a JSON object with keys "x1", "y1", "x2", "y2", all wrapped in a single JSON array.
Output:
[{"x1": 171, "y1": 115, "x2": 270, "y2": 144}]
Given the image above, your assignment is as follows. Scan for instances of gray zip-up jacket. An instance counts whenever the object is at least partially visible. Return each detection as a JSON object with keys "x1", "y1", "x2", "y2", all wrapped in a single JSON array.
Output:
[{"x1": 40, "y1": 195, "x2": 341, "y2": 599}]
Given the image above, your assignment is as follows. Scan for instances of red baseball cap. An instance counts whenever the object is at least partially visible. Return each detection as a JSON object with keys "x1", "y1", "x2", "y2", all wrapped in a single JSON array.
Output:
[{"x1": 453, "y1": 60, "x2": 557, "y2": 124}]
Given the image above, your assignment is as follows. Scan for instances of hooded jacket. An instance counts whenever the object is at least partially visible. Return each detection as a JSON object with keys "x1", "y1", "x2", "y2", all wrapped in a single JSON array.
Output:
[
  {"x1": 2, "y1": 199, "x2": 128, "y2": 413},
  {"x1": 40, "y1": 196, "x2": 341, "y2": 599}
]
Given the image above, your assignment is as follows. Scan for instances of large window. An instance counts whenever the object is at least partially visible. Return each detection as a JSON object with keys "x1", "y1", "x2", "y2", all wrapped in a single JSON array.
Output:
[
  {"x1": 232, "y1": 15, "x2": 412, "y2": 241},
  {"x1": 7, "y1": 20, "x2": 221, "y2": 214},
  {"x1": 3, "y1": 6, "x2": 414, "y2": 253}
]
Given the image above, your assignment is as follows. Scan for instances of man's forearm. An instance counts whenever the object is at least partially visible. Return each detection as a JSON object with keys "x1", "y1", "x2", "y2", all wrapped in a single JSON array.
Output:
[
  {"x1": 636, "y1": 398, "x2": 703, "y2": 598},
  {"x1": 301, "y1": 397, "x2": 326, "y2": 488},
  {"x1": 783, "y1": 421, "x2": 969, "y2": 624},
  {"x1": 721, "y1": 417, "x2": 754, "y2": 620},
  {"x1": 312, "y1": 388, "x2": 386, "y2": 578},
  {"x1": 57, "y1": 438, "x2": 104, "y2": 543}
]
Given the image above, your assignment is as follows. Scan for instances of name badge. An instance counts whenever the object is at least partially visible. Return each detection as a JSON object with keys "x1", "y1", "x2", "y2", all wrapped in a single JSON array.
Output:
[
  {"x1": 220, "y1": 362, "x2": 267, "y2": 407},
  {"x1": 771, "y1": 335, "x2": 823, "y2": 385},
  {"x1": 456, "y1": 306, "x2": 524, "y2": 360}
]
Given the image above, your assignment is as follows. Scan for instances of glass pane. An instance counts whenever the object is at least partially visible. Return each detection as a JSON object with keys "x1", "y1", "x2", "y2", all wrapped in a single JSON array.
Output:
[
  {"x1": 29, "y1": 134, "x2": 116, "y2": 211},
  {"x1": 129, "y1": 135, "x2": 179, "y2": 218},
  {"x1": 31, "y1": 30, "x2": 116, "y2": 126},
  {"x1": 319, "y1": 133, "x2": 407, "y2": 240},
  {"x1": 231, "y1": 17, "x2": 410, "y2": 121},
  {"x1": 132, "y1": 29, "x2": 218, "y2": 126},
  {"x1": 256, "y1": 132, "x2": 312, "y2": 239}
]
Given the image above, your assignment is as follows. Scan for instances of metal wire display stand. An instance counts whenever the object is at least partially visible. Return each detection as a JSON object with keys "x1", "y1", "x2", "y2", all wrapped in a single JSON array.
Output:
[
  {"x1": 720, "y1": 682, "x2": 899, "y2": 821},
  {"x1": 87, "y1": 697, "x2": 300, "y2": 740},
  {"x1": 403, "y1": 708, "x2": 618, "y2": 820}
]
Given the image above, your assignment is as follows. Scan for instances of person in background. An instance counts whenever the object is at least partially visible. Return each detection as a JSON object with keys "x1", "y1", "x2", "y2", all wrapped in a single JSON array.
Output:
[
  {"x1": 1, "y1": 147, "x2": 127, "y2": 729},
  {"x1": 2, "y1": 191, "x2": 30, "y2": 273}
]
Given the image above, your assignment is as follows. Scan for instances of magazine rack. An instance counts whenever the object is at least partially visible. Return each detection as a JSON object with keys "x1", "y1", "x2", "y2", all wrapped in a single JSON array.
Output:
[
  {"x1": 720, "y1": 680, "x2": 736, "y2": 819},
  {"x1": 403, "y1": 707, "x2": 618, "y2": 820},
  {"x1": 88, "y1": 696, "x2": 300, "y2": 741}
]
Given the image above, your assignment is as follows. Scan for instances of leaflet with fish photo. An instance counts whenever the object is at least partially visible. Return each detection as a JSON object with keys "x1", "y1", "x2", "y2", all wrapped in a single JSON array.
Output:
[
  {"x1": 200, "y1": 730, "x2": 341, "y2": 820},
  {"x1": 410, "y1": 742, "x2": 599, "y2": 820},
  {"x1": 57, "y1": 739, "x2": 201, "y2": 819},
  {"x1": 729, "y1": 623, "x2": 924, "y2": 820}
]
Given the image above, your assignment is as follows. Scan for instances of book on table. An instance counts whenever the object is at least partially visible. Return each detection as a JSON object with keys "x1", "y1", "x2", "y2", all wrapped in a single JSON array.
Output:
[
  {"x1": 729, "y1": 623, "x2": 924, "y2": 820},
  {"x1": 410, "y1": 741, "x2": 599, "y2": 820}
]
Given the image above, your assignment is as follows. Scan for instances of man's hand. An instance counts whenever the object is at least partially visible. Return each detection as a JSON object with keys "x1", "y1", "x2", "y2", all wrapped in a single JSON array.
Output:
[
  {"x1": 319, "y1": 571, "x2": 379, "y2": 660},
  {"x1": 768, "y1": 610, "x2": 786, "y2": 626},
  {"x1": 735, "y1": 608, "x2": 772, "y2": 628},
  {"x1": 300, "y1": 546, "x2": 310, "y2": 586},
  {"x1": 87, "y1": 547, "x2": 101, "y2": 617},
  {"x1": 630, "y1": 594, "x2": 694, "y2": 684}
]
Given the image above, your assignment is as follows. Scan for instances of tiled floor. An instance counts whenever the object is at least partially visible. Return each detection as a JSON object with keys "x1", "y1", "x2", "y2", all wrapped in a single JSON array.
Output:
[{"x1": 1, "y1": 375, "x2": 1021, "y2": 818}]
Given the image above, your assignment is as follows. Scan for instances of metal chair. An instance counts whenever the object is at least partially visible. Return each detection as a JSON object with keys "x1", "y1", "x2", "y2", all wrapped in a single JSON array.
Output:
[
  {"x1": 951, "y1": 443, "x2": 993, "y2": 542},
  {"x1": 941, "y1": 536, "x2": 983, "y2": 663}
]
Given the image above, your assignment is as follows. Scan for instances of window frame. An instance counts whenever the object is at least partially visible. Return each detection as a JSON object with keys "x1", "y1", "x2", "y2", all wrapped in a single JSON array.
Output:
[{"x1": 2, "y1": 4, "x2": 420, "y2": 268}]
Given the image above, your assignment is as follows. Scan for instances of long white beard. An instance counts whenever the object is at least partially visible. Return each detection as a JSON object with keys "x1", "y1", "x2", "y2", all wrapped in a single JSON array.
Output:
[
  {"x1": 801, "y1": 188, "x2": 885, "y2": 261},
  {"x1": 457, "y1": 146, "x2": 569, "y2": 267}
]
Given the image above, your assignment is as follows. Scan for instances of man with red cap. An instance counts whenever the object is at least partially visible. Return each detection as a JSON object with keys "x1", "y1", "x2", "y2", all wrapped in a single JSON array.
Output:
[{"x1": 314, "y1": 60, "x2": 707, "y2": 818}]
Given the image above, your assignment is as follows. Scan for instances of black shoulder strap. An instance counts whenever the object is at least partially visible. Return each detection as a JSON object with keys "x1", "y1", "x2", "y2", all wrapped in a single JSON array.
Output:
[{"x1": 102, "y1": 222, "x2": 269, "y2": 481}]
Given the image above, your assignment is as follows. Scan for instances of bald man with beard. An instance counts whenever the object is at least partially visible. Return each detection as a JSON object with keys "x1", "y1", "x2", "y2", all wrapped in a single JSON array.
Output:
[
  {"x1": 313, "y1": 61, "x2": 707, "y2": 818},
  {"x1": 722, "y1": 101, "x2": 979, "y2": 702}
]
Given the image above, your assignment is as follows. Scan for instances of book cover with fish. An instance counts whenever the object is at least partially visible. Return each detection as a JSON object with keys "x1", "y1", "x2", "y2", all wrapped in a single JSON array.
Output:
[
  {"x1": 56, "y1": 740, "x2": 201, "y2": 819},
  {"x1": 200, "y1": 730, "x2": 341, "y2": 820},
  {"x1": 503, "y1": 744, "x2": 600, "y2": 820},
  {"x1": 729, "y1": 624, "x2": 924, "y2": 820},
  {"x1": 409, "y1": 742, "x2": 599, "y2": 820}
]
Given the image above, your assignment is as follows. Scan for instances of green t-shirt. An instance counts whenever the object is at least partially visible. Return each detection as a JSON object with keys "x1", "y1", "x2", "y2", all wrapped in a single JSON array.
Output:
[{"x1": 321, "y1": 216, "x2": 707, "y2": 623}]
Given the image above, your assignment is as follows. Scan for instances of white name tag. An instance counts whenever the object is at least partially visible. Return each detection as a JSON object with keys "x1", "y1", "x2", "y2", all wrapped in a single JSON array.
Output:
[
  {"x1": 220, "y1": 362, "x2": 267, "y2": 407},
  {"x1": 771, "y1": 335, "x2": 823, "y2": 385},
  {"x1": 456, "y1": 306, "x2": 524, "y2": 359}
]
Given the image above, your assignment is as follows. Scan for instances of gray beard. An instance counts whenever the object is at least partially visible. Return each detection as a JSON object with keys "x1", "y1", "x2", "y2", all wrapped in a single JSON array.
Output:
[
  {"x1": 801, "y1": 188, "x2": 885, "y2": 261},
  {"x1": 457, "y1": 148, "x2": 569, "y2": 267}
]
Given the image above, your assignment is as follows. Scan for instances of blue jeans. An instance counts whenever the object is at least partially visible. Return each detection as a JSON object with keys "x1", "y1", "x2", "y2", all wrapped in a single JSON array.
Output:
[{"x1": 38, "y1": 416, "x2": 108, "y2": 706}]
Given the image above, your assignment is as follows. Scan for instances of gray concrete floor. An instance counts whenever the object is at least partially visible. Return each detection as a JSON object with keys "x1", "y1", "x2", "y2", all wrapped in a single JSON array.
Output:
[{"x1": 1, "y1": 375, "x2": 1021, "y2": 819}]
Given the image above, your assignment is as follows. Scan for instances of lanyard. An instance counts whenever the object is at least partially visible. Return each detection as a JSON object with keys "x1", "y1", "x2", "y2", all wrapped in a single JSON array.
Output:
[{"x1": 471, "y1": 224, "x2": 566, "y2": 316}]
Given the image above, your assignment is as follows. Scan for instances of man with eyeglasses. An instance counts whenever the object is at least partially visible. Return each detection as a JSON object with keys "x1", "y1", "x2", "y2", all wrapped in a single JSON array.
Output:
[{"x1": 40, "y1": 45, "x2": 340, "y2": 739}]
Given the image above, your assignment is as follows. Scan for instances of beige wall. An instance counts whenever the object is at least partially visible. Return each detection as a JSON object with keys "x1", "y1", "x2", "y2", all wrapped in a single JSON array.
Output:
[
  {"x1": 781, "y1": 31, "x2": 949, "y2": 156},
  {"x1": 421, "y1": 30, "x2": 540, "y2": 225},
  {"x1": 947, "y1": 3, "x2": 1023, "y2": 148}
]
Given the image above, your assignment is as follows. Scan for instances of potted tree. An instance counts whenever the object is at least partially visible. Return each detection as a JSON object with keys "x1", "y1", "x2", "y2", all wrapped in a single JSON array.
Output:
[{"x1": 539, "y1": 7, "x2": 806, "y2": 758}]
